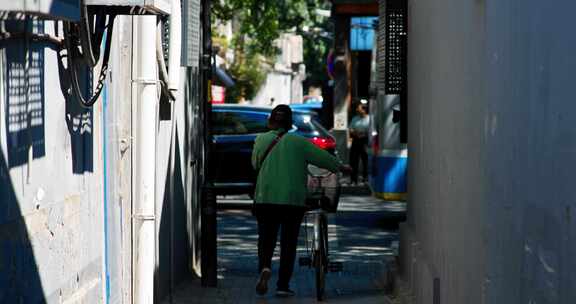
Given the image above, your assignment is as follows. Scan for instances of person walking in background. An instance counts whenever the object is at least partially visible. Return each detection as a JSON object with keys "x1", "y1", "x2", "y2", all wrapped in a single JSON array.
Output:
[
  {"x1": 251, "y1": 105, "x2": 351, "y2": 297},
  {"x1": 349, "y1": 100, "x2": 370, "y2": 185}
]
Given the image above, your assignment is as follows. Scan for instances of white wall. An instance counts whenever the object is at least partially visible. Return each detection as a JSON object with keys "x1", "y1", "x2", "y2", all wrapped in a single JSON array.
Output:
[
  {"x1": 252, "y1": 33, "x2": 304, "y2": 106},
  {"x1": 252, "y1": 71, "x2": 292, "y2": 106},
  {"x1": 0, "y1": 15, "x2": 201, "y2": 303},
  {"x1": 403, "y1": 0, "x2": 576, "y2": 303},
  {"x1": 0, "y1": 20, "x2": 104, "y2": 303}
]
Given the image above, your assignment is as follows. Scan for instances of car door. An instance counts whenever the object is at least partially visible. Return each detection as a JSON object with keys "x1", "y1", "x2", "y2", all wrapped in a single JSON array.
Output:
[{"x1": 211, "y1": 110, "x2": 269, "y2": 192}]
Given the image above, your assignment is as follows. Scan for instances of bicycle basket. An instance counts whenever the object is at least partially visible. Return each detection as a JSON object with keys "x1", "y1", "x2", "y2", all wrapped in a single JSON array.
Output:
[{"x1": 306, "y1": 167, "x2": 341, "y2": 212}]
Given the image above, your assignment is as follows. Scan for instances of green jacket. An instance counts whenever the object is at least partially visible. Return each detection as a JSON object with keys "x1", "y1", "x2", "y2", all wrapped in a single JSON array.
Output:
[{"x1": 252, "y1": 130, "x2": 341, "y2": 207}]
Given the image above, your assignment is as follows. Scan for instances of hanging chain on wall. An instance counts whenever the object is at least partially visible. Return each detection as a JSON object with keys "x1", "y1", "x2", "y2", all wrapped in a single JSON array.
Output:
[{"x1": 63, "y1": 5, "x2": 116, "y2": 108}]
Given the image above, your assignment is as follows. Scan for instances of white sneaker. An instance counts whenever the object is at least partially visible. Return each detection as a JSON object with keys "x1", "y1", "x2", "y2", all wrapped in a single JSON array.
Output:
[
  {"x1": 255, "y1": 268, "x2": 271, "y2": 295},
  {"x1": 276, "y1": 288, "x2": 296, "y2": 297}
]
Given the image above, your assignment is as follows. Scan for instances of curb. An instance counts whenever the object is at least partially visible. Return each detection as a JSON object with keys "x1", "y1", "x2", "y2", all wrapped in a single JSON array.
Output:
[{"x1": 340, "y1": 185, "x2": 372, "y2": 196}]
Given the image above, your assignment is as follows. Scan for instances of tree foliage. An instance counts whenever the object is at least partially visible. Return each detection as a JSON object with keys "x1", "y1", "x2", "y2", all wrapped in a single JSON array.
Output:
[
  {"x1": 225, "y1": 41, "x2": 266, "y2": 103},
  {"x1": 213, "y1": 0, "x2": 332, "y2": 101}
]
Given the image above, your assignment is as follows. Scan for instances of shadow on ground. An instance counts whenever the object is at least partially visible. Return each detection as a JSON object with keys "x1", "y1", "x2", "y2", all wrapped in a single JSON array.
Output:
[{"x1": 164, "y1": 194, "x2": 404, "y2": 303}]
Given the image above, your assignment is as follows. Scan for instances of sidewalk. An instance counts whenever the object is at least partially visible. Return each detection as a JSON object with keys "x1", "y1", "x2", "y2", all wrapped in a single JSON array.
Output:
[
  {"x1": 339, "y1": 175, "x2": 372, "y2": 196},
  {"x1": 163, "y1": 195, "x2": 403, "y2": 303}
]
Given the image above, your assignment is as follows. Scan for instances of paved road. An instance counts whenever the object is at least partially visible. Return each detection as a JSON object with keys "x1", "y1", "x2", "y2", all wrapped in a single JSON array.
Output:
[{"x1": 164, "y1": 194, "x2": 405, "y2": 303}]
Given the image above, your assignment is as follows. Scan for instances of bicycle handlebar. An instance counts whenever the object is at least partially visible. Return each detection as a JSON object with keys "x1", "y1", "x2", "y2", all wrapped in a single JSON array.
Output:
[{"x1": 307, "y1": 165, "x2": 339, "y2": 178}]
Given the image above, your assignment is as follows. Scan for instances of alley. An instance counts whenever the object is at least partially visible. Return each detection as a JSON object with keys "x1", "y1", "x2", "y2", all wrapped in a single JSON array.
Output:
[{"x1": 164, "y1": 194, "x2": 405, "y2": 303}]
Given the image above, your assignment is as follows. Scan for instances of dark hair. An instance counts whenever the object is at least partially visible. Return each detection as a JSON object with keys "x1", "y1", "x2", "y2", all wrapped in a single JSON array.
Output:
[
  {"x1": 268, "y1": 104, "x2": 292, "y2": 130},
  {"x1": 356, "y1": 102, "x2": 368, "y2": 113}
]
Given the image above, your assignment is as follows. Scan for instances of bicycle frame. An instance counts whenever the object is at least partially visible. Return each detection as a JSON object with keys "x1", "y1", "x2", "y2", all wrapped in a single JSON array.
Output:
[
  {"x1": 303, "y1": 210, "x2": 327, "y2": 260},
  {"x1": 302, "y1": 208, "x2": 329, "y2": 301},
  {"x1": 301, "y1": 166, "x2": 341, "y2": 301}
]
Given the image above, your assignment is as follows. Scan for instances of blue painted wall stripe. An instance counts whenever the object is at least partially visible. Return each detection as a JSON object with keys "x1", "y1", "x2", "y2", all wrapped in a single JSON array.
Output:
[
  {"x1": 102, "y1": 75, "x2": 111, "y2": 304},
  {"x1": 369, "y1": 155, "x2": 408, "y2": 194}
]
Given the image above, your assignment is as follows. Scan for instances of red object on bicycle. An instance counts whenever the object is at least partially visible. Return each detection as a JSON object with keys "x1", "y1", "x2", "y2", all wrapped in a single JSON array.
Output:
[{"x1": 309, "y1": 136, "x2": 336, "y2": 150}]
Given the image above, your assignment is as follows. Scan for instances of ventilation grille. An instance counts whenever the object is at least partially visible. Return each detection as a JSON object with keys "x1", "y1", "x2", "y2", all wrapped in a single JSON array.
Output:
[
  {"x1": 182, "y1": 0, "x2": 201, "y2": 67},
  {"x1": 383, "y1": 0, "x2": 407, "y2": 94},
  {"x1": 162, "y1": 17, "x2": 170, "y2": 67}
]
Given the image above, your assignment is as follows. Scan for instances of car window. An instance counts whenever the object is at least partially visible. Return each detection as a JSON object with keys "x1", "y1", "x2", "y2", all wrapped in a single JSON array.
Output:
[
  {"x1": 212, "y1": 111, "x2": 269, "y2": 135},
  {"x1": 293, "y1": 114, "x2": 314, "y2": 133},
  {"x1": 293, "y1": 113, "x2": 331, "y2": 137},
  {"x1": 310, "y1": 118, "x2": 332, "y2": 137}
]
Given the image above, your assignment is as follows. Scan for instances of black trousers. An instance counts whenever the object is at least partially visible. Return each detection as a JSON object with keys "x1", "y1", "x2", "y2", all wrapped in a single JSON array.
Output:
[
  {"x1": 350, "y1": 137, "x2": 368, "y2": 183},
  {"x1": 254, "y1": 204, "x2": 305, "y2": 289}
]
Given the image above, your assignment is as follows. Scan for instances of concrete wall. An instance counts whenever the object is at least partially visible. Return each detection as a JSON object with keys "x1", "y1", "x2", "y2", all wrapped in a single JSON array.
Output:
[
  {"x1": 105, "y1": 16, "x2": 201, "y2": 303},
  {"x1": 0, "y1": 15, "x2": 202, "y2": 303},
  {"x1": 252, "y1": 71, "x2": 292, "y2": 106},
  {"x1": 402, "y1": 1, "x2": 576, "y2": 303},
  {"x1": 0, "y1": 19, "x2": 105, "y2": 303},
  {"x1": 155, "y1": 67, "x2": 197, "y2": 302},
  {"x1": 252, "y1": 33, "x2": 305, "y2": 106}
]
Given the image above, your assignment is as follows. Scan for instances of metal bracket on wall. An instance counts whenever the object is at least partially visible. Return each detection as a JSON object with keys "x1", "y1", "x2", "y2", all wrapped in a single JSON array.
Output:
[
  {"x1": 133, "y1": 214, "x2": 156, "y2": 221},
  {"x1": 433, "y1": 277, "x2": 440, "y2": 304}
]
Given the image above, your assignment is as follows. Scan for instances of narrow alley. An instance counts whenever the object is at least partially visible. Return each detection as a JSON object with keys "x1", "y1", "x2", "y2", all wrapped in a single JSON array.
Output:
[
  {"x1": 2, "y1": 0, "x2": 576, "y2": 303},
  {"x1": 163, "y1": 193, "x2": 405, "y2": 303}
]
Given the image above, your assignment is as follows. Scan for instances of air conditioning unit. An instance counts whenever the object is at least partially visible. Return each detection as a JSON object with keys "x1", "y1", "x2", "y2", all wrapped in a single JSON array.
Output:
[
  {"x1": 0, "y1": 0, "x2": 81, "y2": 21},
  {"x1": 84, "y1": 0, "x2": 170, "y2": 15}
]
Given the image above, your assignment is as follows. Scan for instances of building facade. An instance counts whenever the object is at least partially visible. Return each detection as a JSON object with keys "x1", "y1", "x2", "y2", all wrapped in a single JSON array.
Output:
[
  {"x1": 252, "y1": 33, "x2": 305, "y2": 106},
  {"x1": 0, "y1": 1, "x2": 208, "y2": 303}
]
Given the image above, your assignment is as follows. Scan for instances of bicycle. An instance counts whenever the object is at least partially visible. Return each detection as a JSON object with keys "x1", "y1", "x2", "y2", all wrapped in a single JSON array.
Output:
[{"x1": 299, "y1": 165, "x2": 343, "y2": 301}]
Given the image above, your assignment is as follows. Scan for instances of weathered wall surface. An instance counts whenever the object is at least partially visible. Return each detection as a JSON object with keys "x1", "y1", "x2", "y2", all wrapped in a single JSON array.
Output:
[
  {"x1": 0, "y1": 16, "x2": 201, "y2": 304},
  {"x1": 402, "y1": 0, "x2": 576, "y2": 303},
  {"x1": 104, "y1": 16, "x2": 200, "y2": 303},
  {"x1": 0, "y1": 20, "x2": 105, "y2": 303},
  {"x1": 104, "y1": 16, "x2": 135, "y2": 304}
]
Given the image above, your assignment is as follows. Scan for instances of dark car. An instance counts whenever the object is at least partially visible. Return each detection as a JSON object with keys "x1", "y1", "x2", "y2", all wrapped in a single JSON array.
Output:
[{"x1": 210, "y1": 104, "x2": 336, "y2": 196}]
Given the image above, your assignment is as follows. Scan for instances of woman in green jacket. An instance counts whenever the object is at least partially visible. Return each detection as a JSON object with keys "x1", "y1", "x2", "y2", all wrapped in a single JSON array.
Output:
[{"x1": 252, "y1": 105, "x2": 351, "y2": 297}]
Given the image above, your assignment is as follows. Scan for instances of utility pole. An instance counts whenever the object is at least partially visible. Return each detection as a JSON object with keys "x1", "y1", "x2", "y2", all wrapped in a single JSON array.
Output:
[{"x1": 199, "y1": 0, "x2": 217, "y2": 288}]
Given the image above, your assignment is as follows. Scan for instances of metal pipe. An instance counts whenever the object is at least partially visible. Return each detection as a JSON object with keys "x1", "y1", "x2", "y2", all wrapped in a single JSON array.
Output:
[
  {"x1": 156, "y1": 22, "x2": 175, "y2": 100},
  {"x1": 133, "y1": 15, "x2": 158, "y2": 304},
  {"x1": 168, "y1": 0, "x2": 182, "y2": 92}
]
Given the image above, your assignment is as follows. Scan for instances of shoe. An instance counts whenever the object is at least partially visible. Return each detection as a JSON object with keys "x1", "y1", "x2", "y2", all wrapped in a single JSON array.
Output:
[
  {"x1": 276, "y1": 288, "x2": 295, "y2": 297},
  {"x1": 255, "y1": 268, "x2": 271, "y2": 295}
]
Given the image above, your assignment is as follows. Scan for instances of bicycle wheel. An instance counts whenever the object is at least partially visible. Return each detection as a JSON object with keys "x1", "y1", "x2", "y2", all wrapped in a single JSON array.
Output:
[{"x1": 315, "y1": 215, "x2": 327, "y2": 301}]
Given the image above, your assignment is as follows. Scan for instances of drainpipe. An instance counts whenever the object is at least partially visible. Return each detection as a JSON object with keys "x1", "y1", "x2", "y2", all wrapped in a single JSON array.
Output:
[
  {"x1": 133, "y1": 15, "x2": 158, "y2": 304},
  {"x1": 168, "y1": 0, "x2": 182, "y2": 93},
  {"x1": 166, "y1": 2, "x2": 181, "y2": 299}
]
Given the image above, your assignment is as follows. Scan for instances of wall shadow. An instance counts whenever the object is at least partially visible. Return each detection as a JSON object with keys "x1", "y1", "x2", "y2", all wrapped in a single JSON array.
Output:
[
  {"x1": 2, "y1": 20, "x2": 45, "y2": 168},
  {"x1": 0, "y1": 18, "x2": 93, "y2": 302},
  {"x1": 157, "y1": 128, "x2": 192, "y2": 301},
  {"x1": 0, "y1": 151, "x2": 46, "y2": 302},
  {"x1": 1, "y1": 19, "x2": 93, "y2": 174},
  {"x1": 64, "y1": 88, "x2": 94, "y2": 174},
  {"x1": 55, "y1": 24, "x2": 93, "y2": 174}
]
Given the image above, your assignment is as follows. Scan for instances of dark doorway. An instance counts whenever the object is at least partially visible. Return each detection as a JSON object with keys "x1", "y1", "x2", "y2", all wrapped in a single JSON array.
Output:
[{"x1": 352, "y1": 51, "x2": 372, "y2": 100}]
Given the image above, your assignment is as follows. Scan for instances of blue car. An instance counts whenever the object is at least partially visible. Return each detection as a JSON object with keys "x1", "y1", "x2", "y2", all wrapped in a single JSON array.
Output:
[{"x1": 210, "y1": 104, "x2": 336, "y2": 196}]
